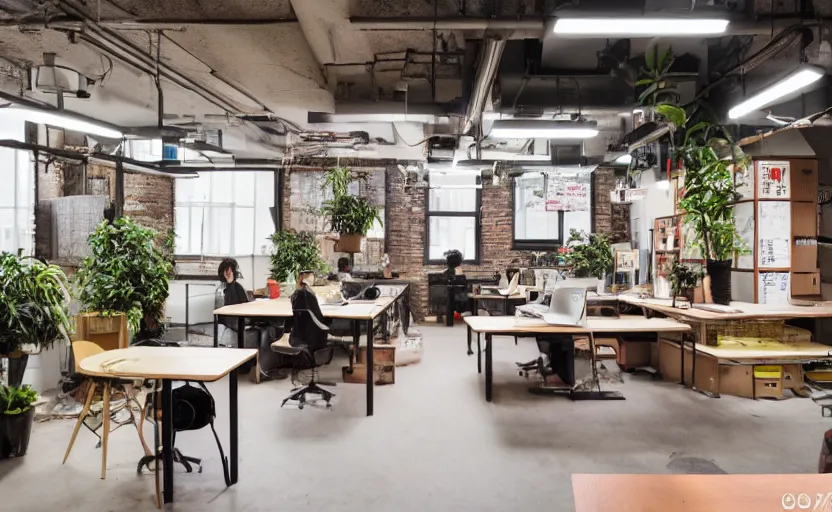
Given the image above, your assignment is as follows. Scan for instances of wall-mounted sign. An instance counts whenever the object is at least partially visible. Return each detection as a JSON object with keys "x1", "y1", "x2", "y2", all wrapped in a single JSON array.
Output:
[
  {"x1": 546, "y1": 172, "x2": 590, "y2": 212},
  {"x1": 757, "y1": 160, "x2": 790, "y2": 199}
]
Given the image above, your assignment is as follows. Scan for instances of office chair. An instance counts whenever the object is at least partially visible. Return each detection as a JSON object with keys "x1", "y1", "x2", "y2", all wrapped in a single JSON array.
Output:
[{"x1": 272, "y1": 309, "x2": 336, "y2": 410}]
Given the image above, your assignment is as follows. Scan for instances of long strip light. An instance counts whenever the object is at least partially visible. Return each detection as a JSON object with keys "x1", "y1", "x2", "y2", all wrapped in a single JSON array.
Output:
[
  {"x1": 491, "y1": 120, "x2": 598, "y2": 139},
  {"x1": 728, "y1": 67, "x2": 825, "y2": 120},
  {"x1": 0, "y1": 107, "x2": 123, "y2": 138},
  {"x1": 553, "y1": 18, "x2": 729, "y2": 36}
]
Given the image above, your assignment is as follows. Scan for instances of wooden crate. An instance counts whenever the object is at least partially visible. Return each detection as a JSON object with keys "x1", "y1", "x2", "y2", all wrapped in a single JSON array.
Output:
[
  {"x1": 355, "y1": 345, "x2": 395, "y2": 365},
  {"x1": 75, "y1": 312, "x2": 129, "y2": 351},
  {"x1": 342, "y1": 363, "x2": 395, "y2": 385}
]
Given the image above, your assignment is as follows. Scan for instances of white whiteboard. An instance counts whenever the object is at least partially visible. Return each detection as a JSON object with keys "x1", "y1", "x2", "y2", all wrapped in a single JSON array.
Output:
[
  {"x1": 733, "y1": 202, "x2": 755, "y2": 270},
  {"x1": 757, "y1": 161, "x2": 790, "y2": 199},
  {"x1": 758, "y1": 272, "x2": 790, "y2": 305},
  {"x1": 758, "y1": 201, "x2": 790, "y2": 268}
]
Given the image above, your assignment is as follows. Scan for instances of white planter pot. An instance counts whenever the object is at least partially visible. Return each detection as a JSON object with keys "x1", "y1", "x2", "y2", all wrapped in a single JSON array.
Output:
[{"x1": 596, "y1": 275, "x2": 606, "y2": 294}]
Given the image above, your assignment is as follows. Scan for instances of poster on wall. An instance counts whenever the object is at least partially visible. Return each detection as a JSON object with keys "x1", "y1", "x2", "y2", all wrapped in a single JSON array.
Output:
[
  {"x1": 545, "y1": 172, "x2": 590, "y2": 212},
  {"x1": 758, "y1": 272, "x2": 790, "y2": 305},
  {"x1": 757, "y1": 201, "x2": 790, "y2": 268},
  {"x1": 757, "y1": 161, "x2": 790, "y2": 199},
  {"x1": 733, "y1": 165, "x2": 755, "y2": 200},
  {"x1": 615, "y1": 250, "x2": 639, "y2": 272}
]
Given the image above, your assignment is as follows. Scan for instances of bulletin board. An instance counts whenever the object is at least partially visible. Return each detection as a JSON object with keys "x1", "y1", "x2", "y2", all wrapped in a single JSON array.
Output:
[
  {"x1": 757, "y1": 201, "x2": 790, "y2": 268},
  {"x1": 758, "y1": 272, "x2": 790, "y2": 305},
  {"x1": 757, "y1": 161, "x2": 790, "y2": 199},
  {"x1": 545, "y1": 172, "x2": 590, "y2": 212},
  {"x1": 733, "y1": 202, "x2": 755, "y2": 270}
]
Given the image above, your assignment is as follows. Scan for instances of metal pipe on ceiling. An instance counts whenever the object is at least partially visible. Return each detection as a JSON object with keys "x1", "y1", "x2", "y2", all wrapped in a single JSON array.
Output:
[{"x1": 462, "y1": 39, "x2": 505, "y2": 136}]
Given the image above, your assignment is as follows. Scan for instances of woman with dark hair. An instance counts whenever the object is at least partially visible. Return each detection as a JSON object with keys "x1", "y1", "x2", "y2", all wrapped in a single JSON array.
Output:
[
  {"x1": 218, "y1": 258, "x2": 248, "y2": 328},
  {"x1": 443, "y1": 249, "x2": 463, "y2": 276}
]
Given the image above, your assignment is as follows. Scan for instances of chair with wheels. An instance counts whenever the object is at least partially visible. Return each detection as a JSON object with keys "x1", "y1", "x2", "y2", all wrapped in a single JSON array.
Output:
[{"x1": 271, "y1": 308, "x2": 336, "y2": 410}]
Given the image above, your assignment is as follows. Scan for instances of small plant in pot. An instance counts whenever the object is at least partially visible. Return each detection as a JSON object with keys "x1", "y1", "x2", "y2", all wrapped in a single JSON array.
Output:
[
  {"x1": 320, "y1": 167, "x2": 382, "y2": 254},
  {"x1": 0, "y1": 252, "x2": 72, "y2": 387},
  {"x1": 656, "y1": 104, "x2": 749, "y2": 305},
  {"x1": 269, "y1": 230, "x2": 327, "y2": 288},
  {"x1": 76, "y1": 217, "x2": 173, "y2": 341},
  {"x1": 668, "y1": 262, "x2": 704, "y2": 307},
  {"x1": 564, "y1": 229, "x2": 614, "y2": 292},
  {"x1": 0, "y1": 384, "x2": 38, "y2": 458}
]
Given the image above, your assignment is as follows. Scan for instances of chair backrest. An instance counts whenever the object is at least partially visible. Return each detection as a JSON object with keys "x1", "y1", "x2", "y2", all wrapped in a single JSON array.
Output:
[
  {"x1": 72, "y1": 340, "x2": 105, "y2": 374},
  {"x1": 290, "y1": 309, "x2": 330, "y2": 353}
]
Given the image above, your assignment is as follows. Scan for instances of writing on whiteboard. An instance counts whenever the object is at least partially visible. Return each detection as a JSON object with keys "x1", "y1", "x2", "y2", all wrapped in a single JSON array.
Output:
[{"x1": 758, "y1": 161, "x2": 790, "y2": 199}]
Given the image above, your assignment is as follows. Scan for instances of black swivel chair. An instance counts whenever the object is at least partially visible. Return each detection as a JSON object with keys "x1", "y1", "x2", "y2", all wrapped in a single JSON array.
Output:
[{"x1": 271, "y1": 309, "x2": 336, "y2": 410}]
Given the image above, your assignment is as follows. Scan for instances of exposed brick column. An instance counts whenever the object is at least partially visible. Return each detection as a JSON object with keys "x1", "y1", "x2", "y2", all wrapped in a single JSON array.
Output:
[{"x1": 593, "y1": 167, "x2": 630, "y2": 242}]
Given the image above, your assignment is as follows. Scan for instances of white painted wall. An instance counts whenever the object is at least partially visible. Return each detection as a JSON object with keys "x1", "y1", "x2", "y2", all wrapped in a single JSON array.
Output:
[{"x1": 629, "y1": 166, "x2": 675, "y2": 284}]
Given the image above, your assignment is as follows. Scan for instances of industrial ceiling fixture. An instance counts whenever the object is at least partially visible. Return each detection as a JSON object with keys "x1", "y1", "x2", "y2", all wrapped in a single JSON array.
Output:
[
  {"x1": 728, "y1": 66, "x2": 825, "y2": 120},
  {"x1": 553, "y1": 18, "x2": 729, "y2": 36},
  {"x1": 490, "y1": 120, "x2": 598, "y2": 139},
  {"x1": 0, "y1": 107, "x2": 123, "y2": 139}
]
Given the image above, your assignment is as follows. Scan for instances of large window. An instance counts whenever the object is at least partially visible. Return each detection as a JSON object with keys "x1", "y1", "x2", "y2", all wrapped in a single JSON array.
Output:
[
  {"x1": 513, "y1": 172, "x2": 592, "y2": 249},
  {"x1": 175, "y1": 171, "x2": 275, "y2": 256},
  {"x1": 0, "y1": 117, "x2": 33, "y2": 256},
  {"x1": 425, "y1": 172, "x2": 480, "y2": 263}
]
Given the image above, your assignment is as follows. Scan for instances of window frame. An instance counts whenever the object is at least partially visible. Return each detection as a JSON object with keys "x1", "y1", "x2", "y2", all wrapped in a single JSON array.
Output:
[
  {"x1": 510, "y1": 176, "x2": 565, "y2": 251},
  {"x1": 423, "y1": 181, "x2": 482, "y2": 265}
]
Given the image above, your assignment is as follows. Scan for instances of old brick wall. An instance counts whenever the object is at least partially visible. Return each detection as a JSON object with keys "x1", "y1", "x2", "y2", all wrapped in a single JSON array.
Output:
[{"x1": 593, "y1": 167, "x2": 630, "y2": 242}]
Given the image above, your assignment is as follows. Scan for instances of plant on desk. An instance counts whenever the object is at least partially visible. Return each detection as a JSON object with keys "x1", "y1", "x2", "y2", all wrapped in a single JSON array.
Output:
[
  {"x1": 320, "y1": 167, "x2": 382, "y2": 253},
  {"x1": 668, "y1": 262, "x2": 704, "y2": 307},
  {"x1": 656, "y1": 104, "x2": 749, "y2": 304},
  {"x1": 77, "y1": 217, "x2": 173, "y2": 341},
  {"x1": 0, "y1": 252, "x2": 71, "y2": 387},
  {"x1": 269, "y1": 230, "x2": 327, "y2": 285},
  {"x1": 0, "y1": 384, "x2": 38, "y2": 458},
  {"x1": 564, "y1": 229, "x2": 614, "y2": 291}
]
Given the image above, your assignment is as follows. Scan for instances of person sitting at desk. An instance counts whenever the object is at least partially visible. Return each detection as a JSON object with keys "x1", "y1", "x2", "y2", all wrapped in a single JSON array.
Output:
[
  {"x1": 443, "y1": 249, "x2": 464, "y2": 277},
  {"x1": 337, "y1": 257, "x2": 353, "y2": 282},
  {"x1": 442, "y1": 249, "x2": 470, "y2": 316},
  {"x1": 218, "y1": 258, "x2": 249, "y2": 329}
]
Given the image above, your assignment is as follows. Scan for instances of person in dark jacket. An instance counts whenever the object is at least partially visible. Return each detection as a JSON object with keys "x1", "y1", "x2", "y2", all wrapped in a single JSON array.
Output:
[
  {"x1": 218, "y1": 258, "x2": 248, "y2": 329},
  {"x1": 289, "y1": 270, "x2": 329, "y2": 353}
]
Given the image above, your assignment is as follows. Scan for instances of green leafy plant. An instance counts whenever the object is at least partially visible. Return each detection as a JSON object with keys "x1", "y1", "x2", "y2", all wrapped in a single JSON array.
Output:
[
  {"x1": 76, "y1": 217, "x2": 172, "y2": 337},
  {"x1": 320, "y1": 167, "x2": 382, "y2": 236},
  {"x1": 0, "y1": 385, "x2": 38, "y2": 415},
  {"x1": 668, "y1": 262, "x2": 704, "y2": 296},
  {"x1": 656, "y1": 104, "x2": 750, "y2": 261},
  {"x1": 269, "y1": 230, "x2": 327, "y2": 283},
  {"x1": 636, "y1": 46, "x2": 680, "y2": 106},
  {"x1": 0, "y1": 252, "x2": 71, "y2": 356},
  {"x1": 564, "y1": 229, "x2": 613, "y2": 280}
]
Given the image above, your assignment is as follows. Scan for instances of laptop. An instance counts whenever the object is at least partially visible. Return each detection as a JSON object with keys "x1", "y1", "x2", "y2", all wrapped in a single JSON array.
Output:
[{"x1": 541, "y1": 287, "x2": 588, "y2": 327}]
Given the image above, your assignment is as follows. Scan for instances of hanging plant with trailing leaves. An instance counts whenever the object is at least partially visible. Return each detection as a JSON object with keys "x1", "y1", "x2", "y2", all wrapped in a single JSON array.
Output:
[
  {"x1": 269, "y1": 230, "x2": 327, "y2": 283},
  {"x1": 0, "y1": 252, "x2": 71, "y2": 355},
  {"x1": 320, "y1": 167, "x2": 382, "y2": 236},
  {"x1": 76, "y1": 217, "x2": 172, "y2": 337},
  {"x1": 636, "y1": 46, "x2": 680, "y2": 106}
]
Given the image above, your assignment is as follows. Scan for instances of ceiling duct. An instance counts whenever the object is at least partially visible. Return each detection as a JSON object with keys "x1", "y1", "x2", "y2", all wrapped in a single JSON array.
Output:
[{"x1": 463, "y1": 39, "x2": 506, "y2": 136}]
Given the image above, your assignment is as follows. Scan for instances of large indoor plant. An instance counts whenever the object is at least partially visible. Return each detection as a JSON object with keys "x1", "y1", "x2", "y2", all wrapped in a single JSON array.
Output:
[
  {"x1": 0, "y1": 384, "x2": 37, "y2": 458},
  {"x1": 564, "y1": 229, "x2": 614, "y2": 291},
  {"x1": 0, "y1": 252, "x2": 71, "y2": 387},
  {"x1": 269, "y1": 230, "x2": 327, "y2": 284},
  {"x1": 657, "y1": 104, "x2": 749, "y2": 304},
  {"x1": 320, "y1": 167, "x2": 381, "y2": 253},
  {"x1": 76, "y1": 217, "x2": 173, "y2": 340}
]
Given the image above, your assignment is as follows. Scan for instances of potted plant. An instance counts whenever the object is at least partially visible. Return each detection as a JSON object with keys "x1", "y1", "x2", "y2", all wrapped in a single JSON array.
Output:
[
  {"x1": 564, "y1": 229, "x2": 614, "y2": 292},
  {"x1": 0, "y1": 384, "x2": 38, "y2": 458},
  {"x1": 636, "y1": 45, "x2": 680, "y2": 111},
  {"x1": 0, "y1": 252, "x2": 71, "y2": 387},
  {"x1": 656, "y1": 104, "x2": 750, "y2": 305},
  {"x1": 269, "y1": 230, "x2": 327, "y2": 288},
  {"x1": 668, "y1": 262, "x2": 704, "y2": 307},
  {"x1": 320, "y1": 167, "x2": 382, "y2": 253},
  {"x1": 76, "y1": 217, "x2": 173, "y2": 342}
]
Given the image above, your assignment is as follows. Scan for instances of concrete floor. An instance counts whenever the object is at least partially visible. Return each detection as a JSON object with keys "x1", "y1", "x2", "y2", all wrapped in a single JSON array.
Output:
[{"x1": 1, "y1": 324, "x2": 829, "y2": 511}]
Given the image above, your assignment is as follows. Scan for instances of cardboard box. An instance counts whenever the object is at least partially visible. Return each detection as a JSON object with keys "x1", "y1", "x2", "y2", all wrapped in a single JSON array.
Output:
[
  {"x1": 617, "y1": 337, "x2": 653, "y2": 369},
  {"x1": 792, "y1": 202, "x2": 818, "y2": 237},
  {"x1": 790, "y1": 159, "x2": 819, "y2": 202},
  {"x1": 792, "y1": 272, "x2": 820, "y2": 296},
  {"x1": 75, "y1": 313, "x2": 129, "y2": 351},
  {"x1": 342, "y1": 363, "x2": 395, "y2": 385},
  {"x1": 792, "y1": 243, "x2": 818, "y2": 273},
  {"x1": 356, "y1": 345, "x2": 395, "y2": 365},
  {"x1": 658, "y1": 339, "x2": 720, "y2": 395}
]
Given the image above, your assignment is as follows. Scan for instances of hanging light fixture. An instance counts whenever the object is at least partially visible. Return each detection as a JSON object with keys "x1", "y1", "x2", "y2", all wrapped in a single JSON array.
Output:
[
  {"x1": 490, "y1": 120, "x2": 598, "y2": 139},
  {"x1": 728, "y1": 66, "x2": 825, "y2": 120},
  {"x1": 0, "y1": 106, "x2": 123, "y2": 139},
  {"x1": 553, "y1": 18, "x2": 729, "y2": 36}
]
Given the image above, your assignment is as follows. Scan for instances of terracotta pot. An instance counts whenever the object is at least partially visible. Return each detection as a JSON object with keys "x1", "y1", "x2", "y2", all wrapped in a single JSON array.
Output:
[{"x1": 335, "y1": 234, "x2": 363, "y2": 253}]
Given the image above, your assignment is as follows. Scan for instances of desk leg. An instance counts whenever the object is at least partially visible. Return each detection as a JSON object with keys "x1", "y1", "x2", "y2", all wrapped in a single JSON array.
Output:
[
  {"x1": 467, "y1": 325, "x2": 473, "y2": 356},
  {"x1": 485, "y1": 334, "x2": 493, "y2": 402},
  {"x1": 502, "y1": 299, "x2": 508, "y2": 316},
  {"x1": 477, "y1": 334, "x2": 482, "y2": 373},
  {"x1": 446, "y1": 285, "x2": 454, "y2": 327},
  {"x1": 213, "y1": 315, "x2": 219, "y2": 348},
  {"x1": 366, "y1": 319, "x2": 374, "y2": 416},
  {"x1": 691, "y1": 336, "x2": 697, "y2": 390},
  {"x1": 229, "y1": 369, "x2": 239, "y2": 483},
  {"x1": 679, "y1": 333, "x2": 686, "y2": 386},
  {"x1": 237, "y1": 317, "x2": 245, "y2": 349},
  {"x1": 161, "y1": 379, "x2": 174, "y2": 504}
]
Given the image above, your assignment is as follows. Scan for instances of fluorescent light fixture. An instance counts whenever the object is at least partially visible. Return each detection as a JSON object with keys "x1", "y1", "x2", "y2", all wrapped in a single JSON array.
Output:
[
  {"x1": 728, "y1": 67, "x2": 825, "y2": 120},
  {"x1": 0, "y1": 107, "x2": 123, "y2": 138},
  {"x1": 553, "y1": 18, "x2": 728, "y2": 36},
  {"x1": 491, "y1": 120, "x2": 598, "y2": 139}
]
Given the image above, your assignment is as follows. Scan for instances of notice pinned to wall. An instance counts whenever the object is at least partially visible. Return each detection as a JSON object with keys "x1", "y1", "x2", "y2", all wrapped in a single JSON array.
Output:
[
  {"x1": 545, "y1": 172, "x2": 590, "y2": 212},
  {"x1": 758, "y1": 272, "x2": 790, "y2": 305},
  {"x1": 757, "y1": 160, "x2": 790, "y2": 199},
  {"x1": 758, "y1": 201, "x2": 791, "y2": 268}
]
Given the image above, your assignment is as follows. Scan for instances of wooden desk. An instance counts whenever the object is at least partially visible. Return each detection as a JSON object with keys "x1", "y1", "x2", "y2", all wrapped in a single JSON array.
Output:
[
  {"x1": 572, "y1": 473, "x2": 832, "y2": 512},
  {"x1": 619, "y1": 295, "x2": 832, "y2": 321},
  {"x1": 213, "y1": 286, "x2": 408, "y2": 417},
  {"x1": 463, "y1": 316, "x2": 690, "y2": 402},
  {"x1": 79, "y1": 346, "x2": 256, "y2": 505}
]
